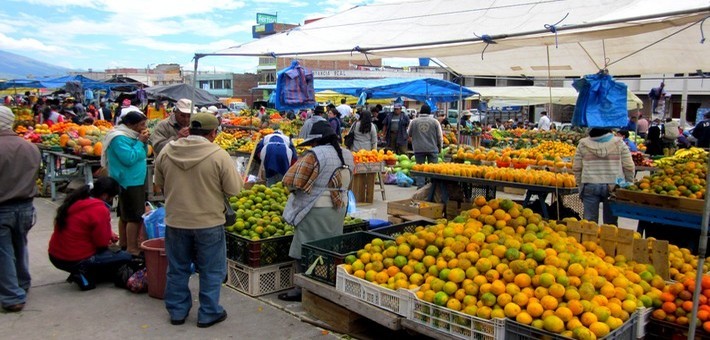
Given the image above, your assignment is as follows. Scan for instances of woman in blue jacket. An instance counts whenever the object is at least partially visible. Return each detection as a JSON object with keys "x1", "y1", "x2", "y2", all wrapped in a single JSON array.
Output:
[{"x1": 101, "y1": 111, "x2": 150, "y2": 256}]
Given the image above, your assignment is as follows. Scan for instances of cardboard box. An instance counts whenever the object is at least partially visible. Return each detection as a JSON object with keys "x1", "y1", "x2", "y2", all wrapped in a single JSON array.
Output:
[{"x1": 387, "y1": 199, "x2": 444, "y2": 219}]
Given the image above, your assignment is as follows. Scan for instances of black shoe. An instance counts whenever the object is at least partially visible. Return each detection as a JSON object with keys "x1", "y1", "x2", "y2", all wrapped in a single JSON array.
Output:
[
  {"x1": 170, "y1": 318, "x2": 186, "y2": 326},
  {"x1": 196, "y1": 311, "x2": 227, "y2": 328},
  {"x1": 277, "y1": 292, "x2": 302, "y2": 302},
  {"x1": 67, "y1": 272, "x2": 96, "y2": 291},
  {"x1": 2, "y1": 303, "x2": 25, "y2": 313}
]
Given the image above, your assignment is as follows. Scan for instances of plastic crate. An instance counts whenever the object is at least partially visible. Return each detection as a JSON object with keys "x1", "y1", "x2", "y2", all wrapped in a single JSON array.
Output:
[
  {"x1": 505, "y1": 312, "x2": 637, "y2": 340},
  {"x1": 404, "y1": 289, "x2": 506, "y2": 340},
  {"x1": 335, "y1": 265, "x2": 410, "y2": 316},
  {"x1": 300, "y1": 232, "x2": 390, "y2": 286},
  {"x1": 369, "y1": 220, "x2": 437, "y2": 239},
  {"x1": 225, "y1": 232, "x2": 293, "y2": 268},
  {"x1": 225, "y1": 259, "x2": 295, "y2": 297},
  {"x1": 637, "y1": 307, "x2": 653, "y2": 339},
  {"x1": 343, "y1": 220, "x2": 370, "y2": 234},
  {"x1": 368, "y1": 219, "x2": 391, "y2": 230},
  {"x1": 646, "y1": 318, "x2": 710, "y2": 340}
]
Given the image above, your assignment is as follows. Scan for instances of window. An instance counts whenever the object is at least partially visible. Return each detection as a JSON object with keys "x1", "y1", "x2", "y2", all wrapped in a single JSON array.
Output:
[
  {"x1": 223, "y1": 80, "x2": 232, "y2": 89},
  {"x1": 213, "y1": 80, "x2": 224, "y2": 89},
  {"x1": 199, "y1": 80, "x2": 209, "y2": 89}
]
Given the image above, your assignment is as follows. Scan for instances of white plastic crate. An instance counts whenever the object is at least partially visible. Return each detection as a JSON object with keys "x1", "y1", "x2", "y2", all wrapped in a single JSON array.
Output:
[
  {"x1": 403, "y1": 289, "x2": 506, "y2": 340},
  {"x1": 348, "y1": 208, "x2": 376, "y2": 220},
  {"x1": 226, "y1": 259, "x2": 295, "y2": 297},
  {"x1": 636, "y1": 307, "x2": 653, "y2": 339},
  {"x1": 335, "y1": 265, "x2": 410, "y2": 316}
]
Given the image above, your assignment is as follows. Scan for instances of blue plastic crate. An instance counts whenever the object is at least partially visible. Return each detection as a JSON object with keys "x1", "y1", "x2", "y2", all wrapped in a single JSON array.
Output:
[{"x1": 368, "y1": 219, "x2": 390, "y2": 230}]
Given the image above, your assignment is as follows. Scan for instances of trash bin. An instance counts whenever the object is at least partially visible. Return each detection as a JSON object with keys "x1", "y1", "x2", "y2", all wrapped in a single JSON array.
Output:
[{"x1": 141, "y1": 238, "x2": 167, "y2": 299}]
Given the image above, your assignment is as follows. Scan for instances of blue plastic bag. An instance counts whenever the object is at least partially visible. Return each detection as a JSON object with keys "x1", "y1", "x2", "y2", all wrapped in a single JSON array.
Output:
[
  {"x1": 347, "y1": 190, "x2": 357, "y2": 214},
  {"x1": 395, "y1": 171, "x2": 414, "y2": 187},
  {"x1": 143, "y1": 207, "x2": 165, "y2": 239},
  {"x1": 572, "y1": 73, "x2": 629, "y2": 128}
]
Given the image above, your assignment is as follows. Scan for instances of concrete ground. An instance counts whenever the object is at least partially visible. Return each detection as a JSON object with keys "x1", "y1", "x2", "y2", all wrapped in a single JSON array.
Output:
[{"x1": 0, "y1": 181, "x2": 635, "y2": 340}]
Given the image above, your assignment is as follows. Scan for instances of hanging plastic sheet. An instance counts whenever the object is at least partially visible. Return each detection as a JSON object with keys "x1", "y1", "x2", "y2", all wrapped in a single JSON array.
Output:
[
  {"x1": 572, "y1": 73, "x2": 629, "y2": 128},
  {"x1": 273, "y1": 60, "x2": 316, "y2": 111}
]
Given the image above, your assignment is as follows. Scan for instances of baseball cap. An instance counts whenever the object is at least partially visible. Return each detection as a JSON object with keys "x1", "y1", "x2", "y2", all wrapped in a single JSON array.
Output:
[
  {"x1": 190, "y1": 112, "x2": 219, "y2": 131},
  {"x1": 393, "y1": 103, "x2": 403, "y2": 109},
  {"x1": 175, "y1": 98, "x2": 197, "y2": 114}
]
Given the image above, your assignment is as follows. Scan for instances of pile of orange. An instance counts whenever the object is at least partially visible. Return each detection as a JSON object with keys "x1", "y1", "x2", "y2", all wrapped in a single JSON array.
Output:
[
  {"x1": 412, "y1": 163, "x2": 576, "y2": 188},
  {"x1": 343, "y1": 196, "x2": 665, "y2": 339},
  {"x1": 452, "y1": 144, "x2": 574, "y2": 169},
  {"x1": 352, "y1": 149, "x2": 396, "y2": 163},
  {"x1": 629, "y1": 162, "x2": 706, "y2": 199},
  {"x1": 652, "y1": 276, "x2": 710, "y2": 333}
]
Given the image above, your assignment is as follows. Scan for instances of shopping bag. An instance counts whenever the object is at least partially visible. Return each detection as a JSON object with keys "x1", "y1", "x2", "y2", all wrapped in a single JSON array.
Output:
[
  {"x1": 395, "y1": 171, "x2": 414, "y2": 187},
  {"x1": 347, "y1": 190, "x2": 357, "y2": 214},
  {"x1": 142, "y1": 207, "x2": 165, "y2": 239}
]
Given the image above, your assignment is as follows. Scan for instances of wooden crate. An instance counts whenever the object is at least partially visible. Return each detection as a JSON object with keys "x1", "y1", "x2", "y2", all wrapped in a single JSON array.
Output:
[
  {"x1": 615, "y1": 189, "x2": 704, "y2": 214},
  {"x1": 446, "y1": 200, "x2": 473, "y2": 220},
  {"x1": 352, "y1": 173, "x2": 376, "y2": 204},
  {"x1": 387, "y1": 199, "x2": 444, "y2": 220}
]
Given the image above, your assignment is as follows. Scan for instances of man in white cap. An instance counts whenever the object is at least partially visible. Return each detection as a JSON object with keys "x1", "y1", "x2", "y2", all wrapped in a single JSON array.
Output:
[
  {"x1": 0, "y1": 106, "x2": 41, "y2": 313},
  {"x1": 150, "y1": 98, "x2": 195, "y2": 156}
]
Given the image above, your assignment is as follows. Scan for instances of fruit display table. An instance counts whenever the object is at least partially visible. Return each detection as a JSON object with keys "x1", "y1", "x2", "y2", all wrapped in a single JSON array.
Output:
[
  {"x1": 609, "y1": 200, "x2": 704, "y2": 230},
  {"x1": 352, "y1": 162, "x2": 386, "y2": 204},
  {"x1": 410, "y1": 170, "x2": 579, "y2": 218},
  {"x1": 41, "y1": 149, "x2": 99, "y2": 201}
]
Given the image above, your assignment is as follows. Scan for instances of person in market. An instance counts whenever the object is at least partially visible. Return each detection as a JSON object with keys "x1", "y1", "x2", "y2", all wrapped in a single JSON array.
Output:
[
  {"x1": 437, "y1": 112, "x2": 451, "y2": 129},
  {"x1": 48, "y1": 177, "x2": 134, "y2": 291},
  {"x1": 154, "y1": 112, "x2": 243, "y2": 328},
  {"x1": 102, "y1": 111, "x2": 150, "y2": 257},
  {"x1": 644, "y1": 119, "x2": 665, "y2": 156},
  {"x1": 327, "y1": 107, "x2": 342, "y2": 142},
  {"x1": 383, "y1": 103, "x2": 410, "y2": 154},
  {"x1": 335, "y1": 98, "x2": 352, "y2": 120},
  {"x1": 0, "y1": 106, "x2": 41, "y2": 313},
  {"x1": 370, "y1": 104, "x2": 383, "y2": 131},
  {"x1": 459, "y1": 111, "x2": 473, "y2": 129},
  {"x1": 348, "y1": 110, "x2": 378, "y2": 152},
  {"x1": 691, "y1": 110, "x2": 710, "y2": 148},
  {"x1": 255, "y1": 130, "x2": 298, "y2": 186},
  {"x1": 278, "y1": 121, "x2": 355, "y2": 302},
  {"x1": 407, "y1": 104, "x2": 443, "y2": 188},
  {"x1": 98, "y1": 101, "x2": 112, "y2": 122},
  {"x1": 636, "y1": 113, "x2": 649, "y2": 138},
  {"x1": 573, "y1": 128, "x2": 635, "y2": 225},
  {"x1": 662, "y1": 117, "x2": 680, "y2": 147},
  {"x1": 298, "y1": 105, "x2": 326, "y2": 139},
  {"x1": 616, "y1": 129, "x2": 638, "y2": 152},
  {"x1": 115, "y1": 98, "x2": 142, "y2": 125},
  {"x1": 149, "y1": 98, "x2": 194, "y2": 156},
  {"x1": 41, "y1": 105, "x2": 64, "y2": 126},
  {"x1": 538, "y1": 111, "x2": 551, "y2": 131},
  {"x1": 648, "y1": 82, "x2": 666, "y2": 117},
  {"x1": 626, "y1": 115, "x2": 638, "y2": 133}
]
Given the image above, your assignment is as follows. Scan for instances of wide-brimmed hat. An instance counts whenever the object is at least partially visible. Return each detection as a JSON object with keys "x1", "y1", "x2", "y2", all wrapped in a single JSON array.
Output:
[
  {"x1": 175, "y1": 98, "x2": 197, "y2": 114},
  {"x1": 299, "y1": 120, "x2": 335, "y2": 146}
]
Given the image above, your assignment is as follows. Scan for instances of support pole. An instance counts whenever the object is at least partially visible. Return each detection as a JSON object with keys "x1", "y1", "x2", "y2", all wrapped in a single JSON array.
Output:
[
  {"x1": 546, "y1": 45, "x2": 553, "y2": 122},
  {"x1": 191, "y1": 56, "x2": 199, "y2": 113},
  {"x1": 688, "y1": 153, "x2": 710, "y2": 339},
  {"x1": 681, "y1": 72, "x2": 688, "y2": 124}
]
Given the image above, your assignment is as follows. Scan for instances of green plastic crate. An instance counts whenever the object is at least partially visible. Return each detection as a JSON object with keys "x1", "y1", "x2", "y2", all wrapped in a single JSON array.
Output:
[
  {"x1": 368, "y1": 220, "x2": 436, "y2": 239},
  {"x1": 225, "y1": 232, "x2": 294, "y2": 268},
  {"x1": 300, "y1": 231, "x2": 392, "y2": 286}
]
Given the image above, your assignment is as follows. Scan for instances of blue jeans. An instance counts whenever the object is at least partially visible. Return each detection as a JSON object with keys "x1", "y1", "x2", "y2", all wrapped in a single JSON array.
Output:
[
  {"x1": 0, "y1": 201, "x2": 34, "y2": 308},
  {"x1": 414, "y1": 152, "x2": 439, "y2": 188},
  {"x1": 164, "y1": 225, "x2": 226, "y2": 324},
  {"x1": 266, "y1": 174, "x2": 284, "y2": 187},
  {"x1": 50, "y1": 248, "x2": 133, "y2": 280},
  {"x1": 581, "y1": 184, "x2": 617, "y2": 225}
]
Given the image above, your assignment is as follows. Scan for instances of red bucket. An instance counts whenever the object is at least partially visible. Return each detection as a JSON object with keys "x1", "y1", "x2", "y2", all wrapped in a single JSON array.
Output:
[{"x1": 141, "y1": 238, "x2": 167, "y2": 299}]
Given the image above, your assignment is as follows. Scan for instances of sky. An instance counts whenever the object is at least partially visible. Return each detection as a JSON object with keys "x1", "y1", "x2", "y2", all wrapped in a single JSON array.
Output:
[{"x1": 0, "y1": 0, "x2": 415, "y2": 74}]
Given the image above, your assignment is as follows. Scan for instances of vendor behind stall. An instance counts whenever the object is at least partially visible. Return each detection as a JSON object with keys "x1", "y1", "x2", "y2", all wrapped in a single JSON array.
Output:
[{"x1": 149, "y1": 98, "x2": 194, "y2": 156}]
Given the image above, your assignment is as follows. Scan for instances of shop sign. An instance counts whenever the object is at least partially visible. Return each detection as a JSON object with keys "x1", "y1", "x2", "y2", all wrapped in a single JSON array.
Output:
[{"x1": 256, "y1": 13, "x2": 277, "y2": 24}]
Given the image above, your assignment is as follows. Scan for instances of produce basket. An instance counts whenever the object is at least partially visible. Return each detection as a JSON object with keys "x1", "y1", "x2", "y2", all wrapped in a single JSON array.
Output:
[
  {"x1": 368, "y1": 220, "x2": 437, "y2": 239},
  {"x1": 636, "y1": 307, "x2": 653, "y2": 339},
  {"x1": 354, "y1": 161, "x2": 385, "y2": 174},
  {"x1": 225, "y1": 232, "x2": 294, "y2": 268},
  {"x1": 646, "y1": 318, "x2": 710, "y2": 340},
  {"x1": 504, "y1": 312, "x2": 637, "y2": 340},
  {"x1": 404, "y1": 289, "x2": 506, "y2": 340},
  {"x1": 335, "y1": 265, "x2": 410, "y2": 316},
  {"x1": 226, "y1": 259, "x2": 296, "y2": 297},
  {"x1": 300, "y1": 231, "x2": 391, "y2": 286}
]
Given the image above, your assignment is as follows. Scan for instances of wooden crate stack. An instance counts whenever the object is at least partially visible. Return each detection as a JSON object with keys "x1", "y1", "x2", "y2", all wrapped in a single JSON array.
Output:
[{"x1": 566, "y1": 220, "x2": 669, "y2": 280}]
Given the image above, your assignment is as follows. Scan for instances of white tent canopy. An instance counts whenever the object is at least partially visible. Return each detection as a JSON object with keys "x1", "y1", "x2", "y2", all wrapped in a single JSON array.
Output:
[
  {"x1": 212, "y1": 0, "x2": 710, "y2": 77},
  {"x1": 470, "y1": 86, "x2": 643, "y2": 109}
]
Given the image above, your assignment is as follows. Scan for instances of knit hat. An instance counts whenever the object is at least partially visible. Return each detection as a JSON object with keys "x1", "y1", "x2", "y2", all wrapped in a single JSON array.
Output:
[
  {"x1": 190, "y1": 112, "x2": 219, "y2": 131},
  {"x1": 419, "y1": 104, "x2": 431, "y2": 115},
  {"x1": 0, "y1": 106, "x2": 13, "y2": 131}
]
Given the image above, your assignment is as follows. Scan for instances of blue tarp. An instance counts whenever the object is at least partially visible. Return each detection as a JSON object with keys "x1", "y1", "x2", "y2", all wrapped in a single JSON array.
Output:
[
  {"x1": 39, "y1": 75, "x2": 120, "y2": 90},
  {"x1": 258, "y1": 77, "x2": 475, "y2": 105},
  {"x1": 0, "y1": 79, "x2": 45, "y2": 90}
]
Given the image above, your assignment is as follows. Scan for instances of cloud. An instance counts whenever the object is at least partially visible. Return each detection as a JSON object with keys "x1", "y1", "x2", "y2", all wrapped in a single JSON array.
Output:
[
  {"x1": 0, "y1": 33, "x2": 66, "y2": 53},
  {"x1": 123, "y1": 37, "x2": 241, "y2": 54},
  {"x1": 252, "y1": 0, "x2": 308, "y2": 7},
  {"x1": 16, "y1": 0, "x2": 247, "y2": 20}
]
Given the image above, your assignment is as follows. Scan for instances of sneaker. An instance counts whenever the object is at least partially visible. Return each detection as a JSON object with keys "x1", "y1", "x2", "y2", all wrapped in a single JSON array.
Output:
[{"x1": 196, "y1": 311, "x2": 227, "y2": 328}]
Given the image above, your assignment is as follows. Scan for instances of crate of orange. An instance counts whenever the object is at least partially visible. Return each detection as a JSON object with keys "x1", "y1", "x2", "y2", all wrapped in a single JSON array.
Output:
[
  {"x1": 504, "y1": 311, "x2": 637, "y2": 340},
  {"x1": 335, "y1": 265, "x2": 412, "y2": 316},
  {"x1": 647, "y1": 275, "x2": 710, "y2": 339}
]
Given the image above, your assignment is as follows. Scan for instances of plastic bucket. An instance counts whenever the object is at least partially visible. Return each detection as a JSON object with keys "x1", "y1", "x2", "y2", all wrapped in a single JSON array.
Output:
[{"x1": 141, "y1": 238, "x2": 167, "y2": 299}]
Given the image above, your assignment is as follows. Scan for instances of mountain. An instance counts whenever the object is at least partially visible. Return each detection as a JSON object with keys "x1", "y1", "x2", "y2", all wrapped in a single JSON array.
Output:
[{"x1": 0, "y1": 50, "x2": 73, "y2": 79}]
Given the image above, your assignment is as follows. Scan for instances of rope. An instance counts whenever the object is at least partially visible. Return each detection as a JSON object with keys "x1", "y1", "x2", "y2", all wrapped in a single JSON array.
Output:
[
  {"x1": 577, "y1": 42, "x2": 602, "y2": 70},
  {"x1": 701, "y1": 16, "x2": 707, "y2": 43},
  {"x1": 474, "y1": 33, "x2": 497, "y2": 60},
  {"x1": 544, "y1": 12, "x2": 569, "y2": 48},
  {"x1": 607, "y1": 19, "x2": 701, "y2": 67},
  {"x1": 350, "y1": 46, "x2": 374, "y2": 66}
]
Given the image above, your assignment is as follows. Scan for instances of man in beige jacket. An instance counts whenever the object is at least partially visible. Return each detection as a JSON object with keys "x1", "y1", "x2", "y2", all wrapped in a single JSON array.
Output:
[{"x1": 154, "y1": 112, "x2": 243, "y2": 328}]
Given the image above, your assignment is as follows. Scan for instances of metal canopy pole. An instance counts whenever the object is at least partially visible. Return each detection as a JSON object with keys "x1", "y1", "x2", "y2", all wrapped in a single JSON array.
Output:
[
  {"x1": 688, "y1": 153, "x2": 710, "y2": 339},
  {"x1": 191, "y1": 55, "x2": 199, "y2": 113}
]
